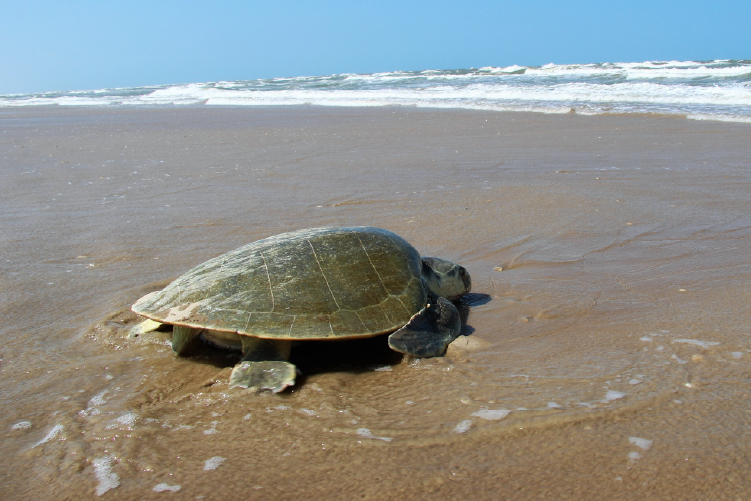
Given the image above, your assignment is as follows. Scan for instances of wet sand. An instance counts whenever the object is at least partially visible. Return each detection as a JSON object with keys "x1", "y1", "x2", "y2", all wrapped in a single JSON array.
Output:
[{"x1": 2, "y1": 106, "x2": 751, "y2": 499}]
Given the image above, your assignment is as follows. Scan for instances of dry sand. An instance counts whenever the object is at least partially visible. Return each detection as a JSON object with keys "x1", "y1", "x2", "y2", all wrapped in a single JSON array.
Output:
[{"x1": 1, "y1": 106, "x2": 751, "y2": 499}]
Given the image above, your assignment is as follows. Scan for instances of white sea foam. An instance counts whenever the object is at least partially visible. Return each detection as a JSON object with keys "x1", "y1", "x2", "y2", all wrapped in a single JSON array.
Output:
[
  {"x1": 356, "y1": 428, "x2": 393, "y2": 442},
  {"x1": 88, "y1": 391, "x2": 107, "y2": 408},
  {"x1": 688, "y1": 113, "x2": 751, "y2": 124},
  {"x1": 673, "y1": 339, "x2": 720, "y2": 349},
  {"x1": 203, "y1": 421, "x2": 219, "y2": 435},
  {"x1": 605, "y1": 391, "x2": 625, "y2": 401},
  {"x1": 35, "y1": 424, "x2": 63, "y2": 446},
  {"x1": 203, "y1": 456, "x2": 226, "y2": 470},
  {"x1": 196, "y1": 82, "x2": 751, "y2": 110},
  {"x1": 115, "y1": 412, "x2": 138, "y2": 428},
  {"x1": 471, "y1": 409, "x2": 511, "y2": 420},
  {"x1": 629, "y1": 437, "x2": 653, "y2": 450},
  {"x1": 93, "y1": 456, "x2": 119, "y2": 496},
  {"x1": 453, "y1": 420, "x2": 472, "y2": 433},
  {"x1": 11, "y1": 421, "x2": 32, "y2": 431},
  {"x1": 153, "y1": 483, "x2": 181, "y2": 492}
]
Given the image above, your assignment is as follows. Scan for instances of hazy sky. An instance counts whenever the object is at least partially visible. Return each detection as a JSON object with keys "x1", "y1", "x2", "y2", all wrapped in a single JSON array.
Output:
[{"x1": 1, "y1": 0, "x2": 749, "y2": 94}]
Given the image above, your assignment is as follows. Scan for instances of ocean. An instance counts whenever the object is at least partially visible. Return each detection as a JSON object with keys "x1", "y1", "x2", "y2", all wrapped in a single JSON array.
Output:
[{"x1": 2, "y1": 59, "x2": 750, "y2": 123}]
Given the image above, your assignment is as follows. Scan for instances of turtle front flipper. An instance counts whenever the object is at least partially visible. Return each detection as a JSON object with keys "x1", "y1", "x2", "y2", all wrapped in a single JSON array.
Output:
[
  {"x1": 388, "y1": 297, "x2": 461, "y2": 357},
  {"x1": 229, "y1": 338, "x2": 295, "y2": 393}
]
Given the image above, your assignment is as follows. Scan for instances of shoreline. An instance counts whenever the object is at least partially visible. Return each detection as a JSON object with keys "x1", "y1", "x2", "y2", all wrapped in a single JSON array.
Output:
[{"x1": 3, "y1": 103, "x2": 751, "y2": 125}]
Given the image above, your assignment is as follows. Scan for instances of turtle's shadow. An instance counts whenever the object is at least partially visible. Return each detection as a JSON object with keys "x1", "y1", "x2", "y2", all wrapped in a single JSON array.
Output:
[
  {"x1": 292, "y1": 335, "x2": 401, "y2": 376},
  {"x1": 181, "y1": 293, "x2": 493, "y2": 378},
  {"x1": 457, "y1": 292, "x2": 492, "y2": 337},
  {"x1": 293, "y1": 292, "x2": 492, "y2": 378}
]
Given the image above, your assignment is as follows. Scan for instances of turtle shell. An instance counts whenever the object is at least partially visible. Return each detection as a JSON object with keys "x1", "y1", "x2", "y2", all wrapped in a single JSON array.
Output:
[{"x1": 132, "y1": 227, "x2": 426, "y2": 340}]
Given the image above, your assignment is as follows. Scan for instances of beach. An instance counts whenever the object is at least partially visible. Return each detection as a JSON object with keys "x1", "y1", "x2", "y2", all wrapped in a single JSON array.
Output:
[{"x1": 2, "y1": 105, "x2": 750, "y2": 499}]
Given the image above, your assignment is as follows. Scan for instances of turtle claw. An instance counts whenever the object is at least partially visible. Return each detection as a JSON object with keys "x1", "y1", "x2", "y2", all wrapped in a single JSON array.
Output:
[{"x1": 229, "y1": 361, "x2": 297, "y2": 393}]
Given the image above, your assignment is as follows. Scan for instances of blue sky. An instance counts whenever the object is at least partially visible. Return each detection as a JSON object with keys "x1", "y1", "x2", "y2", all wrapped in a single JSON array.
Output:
[{"x1": 1, "y1": 0, "x2": 749, "y2": 94}]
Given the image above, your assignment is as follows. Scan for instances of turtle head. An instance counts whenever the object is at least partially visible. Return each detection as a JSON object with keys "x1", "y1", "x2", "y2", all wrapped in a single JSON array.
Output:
[{"x1": 421, "y1": 257, "x2": 471, "y2": 302}]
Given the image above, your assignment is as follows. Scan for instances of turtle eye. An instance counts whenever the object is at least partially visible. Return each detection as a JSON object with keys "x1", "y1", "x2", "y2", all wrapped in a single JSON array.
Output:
[{"x1": 458, "y1": 267, "x2": 467, "y2": 277}]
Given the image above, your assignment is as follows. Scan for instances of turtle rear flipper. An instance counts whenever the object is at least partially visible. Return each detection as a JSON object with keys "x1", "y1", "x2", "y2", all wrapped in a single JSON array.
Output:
[
  {"x1": 229, "y1": 337, "x2": 295, "y2": 392},
  {"x1": 388, "y1": 297, "x2": 461, "y2": 357},
  {"x1": 229, "y1": 361, "x2": 296, "y2": 392}
]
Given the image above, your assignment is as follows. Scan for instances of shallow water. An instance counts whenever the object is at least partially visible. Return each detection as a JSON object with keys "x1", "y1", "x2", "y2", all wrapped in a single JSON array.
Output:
[{"x1": 2, "y1": 107, "x2": 751, "y2": 498}]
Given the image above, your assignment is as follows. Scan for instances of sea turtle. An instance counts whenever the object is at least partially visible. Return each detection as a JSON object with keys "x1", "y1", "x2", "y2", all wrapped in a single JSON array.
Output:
[{"x1": 130, "y1": 226, "x2": 471, "y2": 392}]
